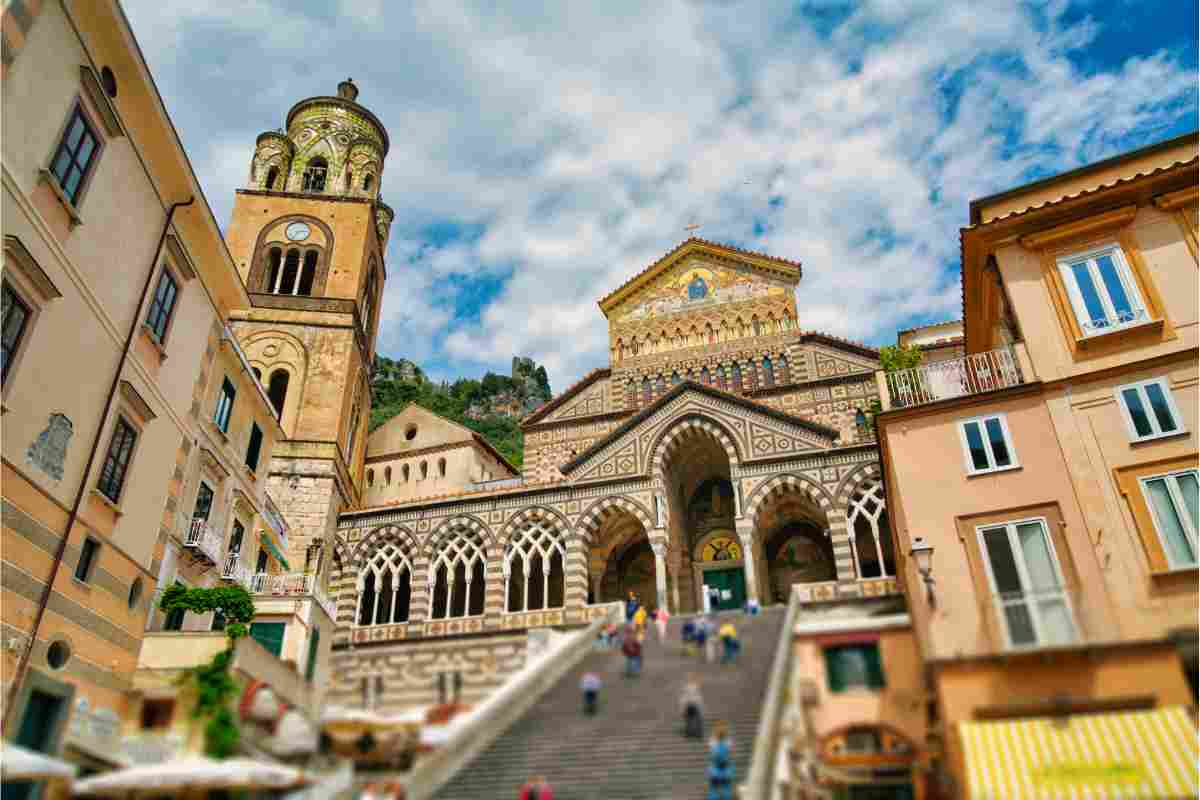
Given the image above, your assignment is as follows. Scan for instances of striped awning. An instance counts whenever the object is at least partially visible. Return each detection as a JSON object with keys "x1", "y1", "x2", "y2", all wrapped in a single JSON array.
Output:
[{"x1": 960, "y1": 706, "x2": 1198, "y2": 799}]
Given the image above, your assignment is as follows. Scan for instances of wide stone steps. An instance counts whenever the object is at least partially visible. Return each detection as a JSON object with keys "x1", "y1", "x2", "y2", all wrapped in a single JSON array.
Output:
[{"x1": 433, "y1": 606, "x2": 787, "y2": 799}]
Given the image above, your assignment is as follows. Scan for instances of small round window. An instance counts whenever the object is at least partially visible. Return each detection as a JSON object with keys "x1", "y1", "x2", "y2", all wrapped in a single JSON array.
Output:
[
  {"x1": 404, "y1": 425, "x2": 417, "y2": 440},
  {"x1": 47, "y1": 640, "x2": 71, "y2": 670},
  {"x1": 128, "y1": 578, "x2": 144, "y2": 610}
]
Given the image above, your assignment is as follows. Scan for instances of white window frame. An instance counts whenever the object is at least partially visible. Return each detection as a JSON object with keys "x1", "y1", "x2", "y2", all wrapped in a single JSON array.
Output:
[
  {"x1": 957, "y1": 413, "x2": 1019, "y2": 475},
  {"x1": 1139, "y1": 469, "x2": 1199, "y2": 570},
  {"x1": 1115, "y1": 377, "x2": 1186, "y2": 442},
  {"x1": 976, "y1": 516, "x2": 1077, "y2": 650},
  {"x1": 1056, "y1": 244, "x2": 1148, "y2": 337}
]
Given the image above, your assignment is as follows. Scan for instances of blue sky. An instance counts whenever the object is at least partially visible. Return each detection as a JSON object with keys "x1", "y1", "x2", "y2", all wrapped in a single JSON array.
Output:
[{"x1": 123, "y1": 0, "x2": 1197, "y2": 392}]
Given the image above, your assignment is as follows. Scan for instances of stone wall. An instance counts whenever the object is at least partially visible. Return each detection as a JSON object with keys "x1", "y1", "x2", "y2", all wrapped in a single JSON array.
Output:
[{"x1": 267, "y1": 456, "x2": 344, "y2": 568}]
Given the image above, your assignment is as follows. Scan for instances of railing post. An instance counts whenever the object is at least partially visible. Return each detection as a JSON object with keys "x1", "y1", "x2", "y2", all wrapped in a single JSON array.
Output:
[{"x1": 874, "y1": 370, "x2": 892, "y2": 411}]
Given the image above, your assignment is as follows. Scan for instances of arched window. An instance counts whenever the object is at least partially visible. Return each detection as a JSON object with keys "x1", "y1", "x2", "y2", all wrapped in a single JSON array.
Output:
[
  {"x1": 655, "y1": 374, "x2": 665, "y2": 394},
  {"x1": 402, "y1": 464, "x2": 410, "y2": 482},
  {"x1": 302, "y1": 158, "x2": 327, "y2": 192},
  {"x1": 265, "y1": 166, "x2": 279, "y2": 190},
  {"x1": 384, "y1": 466, "x2": 391, "y2": 485},
  {"x1": 297, "y1": 250, "x2": 318, "y2": 296},
  {"x1": 362, "y1": 262, "x2": 378, "y2": 335},
  {"x1": 716, "y1": 367, "x2": 727, "y2": 390},
  {"x1": 362, "y1": 174, "x2": 373, "y2": 191},
  {"x1": 275, "y1": 248, "x2": 300, "y2": 294},
  {"x1": 438, "y1": 458, "x2": 446, "y2": 478},
  {"x1": 731, "y1": 363, "x2": 742, "y2": 391},
  {"x1": 252, "y1": 367, "x2": 262, "y2": 381},
  {"x1": 701, "y1": 367, "x2": 711, "y2": 385},
  {"x1": 763, "y1": 357, "x2": 775, "y2": 387},
  {"x1": 420, "y1": 461, "x2": 428, "y2": 480},
  {"x1": 267, "y1": 370, "x2": 289, "y2": 419},
  {"x1": 707, "y1": 324, "x2": 715, "y2": 344},
  {"x1": 265, "y1": 247, "x2": 282, "y2": 292},
  {"x1": 627, "y1": 379, "x2": 637, "y2": 407},
  {"x1": 506, "y1": 522, "x2": 566, "y2": 612},
  {"x1": 431, "y1": 528, "x2": 487, "y2": 619},
  {"x1": 752, "y1": 316, "x2": 761, "y2": 336},
  {"x1": 356, "y1": 538, "x2": 411, "y2": 626},
  {"x1": 642, "y1": 377, "x2": 652, "y2": 404},
  {"x1": 778, "y1": 355, "x2": 789, "y2": 383},
  {"x1": 671, "y1": 371, "x2": 681, "y2": 386},
  {"x1": 366, "y1": 469, "x2": 374, "y2": 488},
  {"x1": 849, "y1": 483, "x2": 893, "y2": 579}
]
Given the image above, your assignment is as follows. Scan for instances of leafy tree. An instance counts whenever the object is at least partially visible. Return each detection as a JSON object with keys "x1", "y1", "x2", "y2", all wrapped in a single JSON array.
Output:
[{"x1": 878, "y1": 344, "x2": 923, "y2": 372}]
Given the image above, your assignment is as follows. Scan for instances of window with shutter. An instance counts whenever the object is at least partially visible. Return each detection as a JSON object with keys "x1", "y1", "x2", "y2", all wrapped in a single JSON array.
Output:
[{"x1": 249, "y1": 622, "x2": 286, "y2": 657}]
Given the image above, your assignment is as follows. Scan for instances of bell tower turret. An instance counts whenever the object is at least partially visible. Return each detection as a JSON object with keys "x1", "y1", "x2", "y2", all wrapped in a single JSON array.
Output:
[{"x1": 226, "y1": 81, "x2": 392, "y2": 567}]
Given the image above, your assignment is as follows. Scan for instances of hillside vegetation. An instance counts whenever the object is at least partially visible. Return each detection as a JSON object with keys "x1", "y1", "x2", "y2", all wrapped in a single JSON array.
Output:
[{"x1": 369, "y1": 356, "x2": 552, "y2": 468}]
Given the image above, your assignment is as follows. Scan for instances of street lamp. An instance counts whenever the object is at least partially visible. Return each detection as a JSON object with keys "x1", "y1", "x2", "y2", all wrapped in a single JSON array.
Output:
[{"x1": 909, "y1": 536, "x2": 936, "y2": 609}]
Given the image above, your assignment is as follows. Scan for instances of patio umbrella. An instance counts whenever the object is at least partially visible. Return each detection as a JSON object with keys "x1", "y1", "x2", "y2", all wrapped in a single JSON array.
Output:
[
  {"x1": 72, "y1": 756, "x2": 309, "y2": 796},
  {"x1": 0, "y1": 741, "x2": 78, "y2": 781}
]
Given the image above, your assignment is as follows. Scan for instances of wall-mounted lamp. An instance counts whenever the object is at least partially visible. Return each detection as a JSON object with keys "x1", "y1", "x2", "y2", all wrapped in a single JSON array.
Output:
[{"x1": 909, "y1": 536, "x2": 937, "y2": 609}]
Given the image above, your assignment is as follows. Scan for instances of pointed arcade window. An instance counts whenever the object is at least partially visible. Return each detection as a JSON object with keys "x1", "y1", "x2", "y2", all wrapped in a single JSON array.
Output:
[{"x1": 302, "y1": 158, "x2": 328, "y2": 192}]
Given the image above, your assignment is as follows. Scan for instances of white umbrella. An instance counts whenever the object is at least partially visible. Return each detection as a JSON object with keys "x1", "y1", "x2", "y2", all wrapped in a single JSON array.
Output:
[
  {"x1": 73, "y1": 757, "x2": 308, "y2": 796},
  {"x1": 0, "y1": 741, "x2": 78, "y2": 780}
]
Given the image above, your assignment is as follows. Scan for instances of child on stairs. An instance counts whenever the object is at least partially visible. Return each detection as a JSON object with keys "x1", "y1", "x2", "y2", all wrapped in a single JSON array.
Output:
[
  {"x1": 581, "y1": 671, "x2": 602, "y2": 715},
  {"x1": 680, "y1": 675, "x2": 704, "y2": 738}
]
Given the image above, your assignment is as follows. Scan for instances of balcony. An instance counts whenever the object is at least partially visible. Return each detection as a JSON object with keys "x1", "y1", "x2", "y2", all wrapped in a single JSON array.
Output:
[
  {"x1": 251, "y1": 572, "x2": 338, "y2": 623},
  {"x1": 881, "y1": 345, "x2": 1025, "y2": 410},
  {"x1": 183, "y1": 518, "x2": 222, "y2": 565},
  {"x1": 220, "y1": 553, "x2": 253, "y2": 588}
]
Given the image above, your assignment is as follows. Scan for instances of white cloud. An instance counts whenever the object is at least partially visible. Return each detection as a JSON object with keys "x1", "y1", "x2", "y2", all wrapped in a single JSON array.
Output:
[{"x1": 123, "y1": 0, "x2": 1196, "y2": 392}]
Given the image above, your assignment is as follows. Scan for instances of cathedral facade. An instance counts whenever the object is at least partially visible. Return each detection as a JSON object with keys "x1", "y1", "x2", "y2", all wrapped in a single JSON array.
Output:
[{"x1": 225, "y1": 85, "x2": 894, "y2": 712}]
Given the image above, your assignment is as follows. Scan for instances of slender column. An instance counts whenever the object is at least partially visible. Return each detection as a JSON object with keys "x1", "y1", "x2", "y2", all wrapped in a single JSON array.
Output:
[
  {"x1": 735, "y1": 523, "x2": 759, "y2": 603},
  {"x1": 650, "y1": 540, "x2": 668, "y2": 612}
]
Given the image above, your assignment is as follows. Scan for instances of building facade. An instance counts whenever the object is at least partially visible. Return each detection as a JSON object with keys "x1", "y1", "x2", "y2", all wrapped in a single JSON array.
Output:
[
  {"x1": 313, "y1": 236, "x2": 897, "y2": 712},
  {"x1": 876, "y1": 133, "x2": 1199, "y2": 797},
  {"x1": 2, "y1": 0, "x2": 335, "y2": 775}
]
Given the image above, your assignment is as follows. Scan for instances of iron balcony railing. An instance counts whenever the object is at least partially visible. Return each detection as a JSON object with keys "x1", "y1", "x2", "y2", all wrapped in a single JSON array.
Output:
[
  {"x1": 221, "y1": 553, "x2": 253, "y2": 588},
  {"x1": 251, "y1": 572, "x2": 338, "y2": 622},
  {"x1": 184, "y1": 518, "x2": 223, "y2": 565},
  {"x1": 886, "y1": 346, "x2": 1022, "y2": 409}
]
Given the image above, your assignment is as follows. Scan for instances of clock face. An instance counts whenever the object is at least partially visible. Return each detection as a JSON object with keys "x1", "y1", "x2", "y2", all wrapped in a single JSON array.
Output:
[{"x1": 285, "y1": 222, "x2": 311, "y2": 242}]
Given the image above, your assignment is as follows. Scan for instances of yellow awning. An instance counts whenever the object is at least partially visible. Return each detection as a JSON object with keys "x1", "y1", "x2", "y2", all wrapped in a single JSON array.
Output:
[{"x1": 960, "y1": 706, "x2": 1198, "y2": 799}]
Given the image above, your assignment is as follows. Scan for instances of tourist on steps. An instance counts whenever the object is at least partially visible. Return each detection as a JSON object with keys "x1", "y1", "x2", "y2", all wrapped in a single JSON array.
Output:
[
  {"x1": 622, "y1": 624, "x2": 643, "y2": 676},
  {"x1": 518, "y1": 774, "x2": 554, "y2": 800},
  {"x1": 580, "y1": 671, "x2": 601, "y2": 715},
  {"x1": 655, "y1": 606, "x2": 670, "y2": 641},
  {"x1": 625, "y1": 591, "x2": 639, "y2": 622},
  {"x1": 695, "y1": 617, "x2": 712, "y2": 663},
  {"x1": 719, "y1": 621, "x2": 740, "y2": 664},
  {"x1": 744, "y1": 598, "x2": 760, "y2": 616},
  {"x1": 707, "y1": 722, "x2": 735, "y2": 800},
  {"x1": 681, "y1": 617, "x2": 698, "y2": 656},
  {"x1": 680, "y1": 675, "x2": 704, "y2": 738},
  {"x1": 633, "y1": 604, "x2": 648, "y2": 641}
]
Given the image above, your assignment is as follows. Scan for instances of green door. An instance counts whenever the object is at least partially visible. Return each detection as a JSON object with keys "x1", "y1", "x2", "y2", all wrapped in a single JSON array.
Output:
[
  {"x1": 250, "y1": 622, "x2": 286, "y2": 657},
  {"x1": 702, "y1": 568, "x2": 746, "y2": 611}
]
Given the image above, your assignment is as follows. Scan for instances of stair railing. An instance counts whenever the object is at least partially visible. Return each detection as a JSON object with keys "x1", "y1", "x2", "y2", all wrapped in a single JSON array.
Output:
[{"x1": 741, "y1": 587, "x2": 803, "y2": 800}]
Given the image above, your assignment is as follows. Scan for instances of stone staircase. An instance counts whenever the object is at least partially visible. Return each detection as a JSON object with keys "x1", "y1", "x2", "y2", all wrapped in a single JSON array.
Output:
[{"x1": 433, "y1": 606, "x2": 788, "y2": 799}]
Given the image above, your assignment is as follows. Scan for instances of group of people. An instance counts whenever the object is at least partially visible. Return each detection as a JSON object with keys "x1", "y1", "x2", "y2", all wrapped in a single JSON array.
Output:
[{"x1": 577, "y1": 592, "x2": 747, "y2": 798}]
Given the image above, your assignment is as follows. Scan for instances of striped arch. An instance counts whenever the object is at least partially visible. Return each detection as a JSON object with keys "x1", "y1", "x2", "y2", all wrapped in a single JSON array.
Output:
[
  {"x1": 834, "y1": 462, "x2": 883, "y2": 507},
  {"x1": 649, "y1": 414, "x2": 742, "y2": 484},
  {"x1": 424, "y1": 514, "x2": 495, "y2": 558},
  {"x1": 353, "y1": 524, "x2": 419, "y2": 565},
  {"x1": 744, "y1": 472, "x2": 835, "y2": 529},
  {"x1": 498, "y1": 505, "x2": 571, "y2": 549},
  {"x1": 575, "y1": 496, "x2": 655, "y2": 546},
  {"x1": 327, "y1": 538, "x2": 356, "y2": 632}
]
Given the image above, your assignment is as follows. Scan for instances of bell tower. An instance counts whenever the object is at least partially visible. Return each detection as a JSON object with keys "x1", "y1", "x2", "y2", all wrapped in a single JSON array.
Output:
[{"x1": 226, "y1": 79, "x2": 394, "y2": 567}]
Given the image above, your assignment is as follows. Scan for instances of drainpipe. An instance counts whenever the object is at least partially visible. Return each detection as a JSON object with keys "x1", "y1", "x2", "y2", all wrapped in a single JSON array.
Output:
[{"x1": 2, "y1": 197, "x2": 195, "y2": 734}]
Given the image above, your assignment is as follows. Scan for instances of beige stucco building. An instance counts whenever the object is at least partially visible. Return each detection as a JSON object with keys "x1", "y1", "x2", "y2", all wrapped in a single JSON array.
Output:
[
  {"x1": 1, "y1": 0, "x2": 335, "y2": 776},
  {"x1": 876, "y1": 132, "x2": 1199, "y2": 797}
]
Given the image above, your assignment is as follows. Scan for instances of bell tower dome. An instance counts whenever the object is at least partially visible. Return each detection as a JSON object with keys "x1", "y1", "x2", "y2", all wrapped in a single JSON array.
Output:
[{"x1": 226, "y1": 81, "x2": 392, "y2": 567}]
